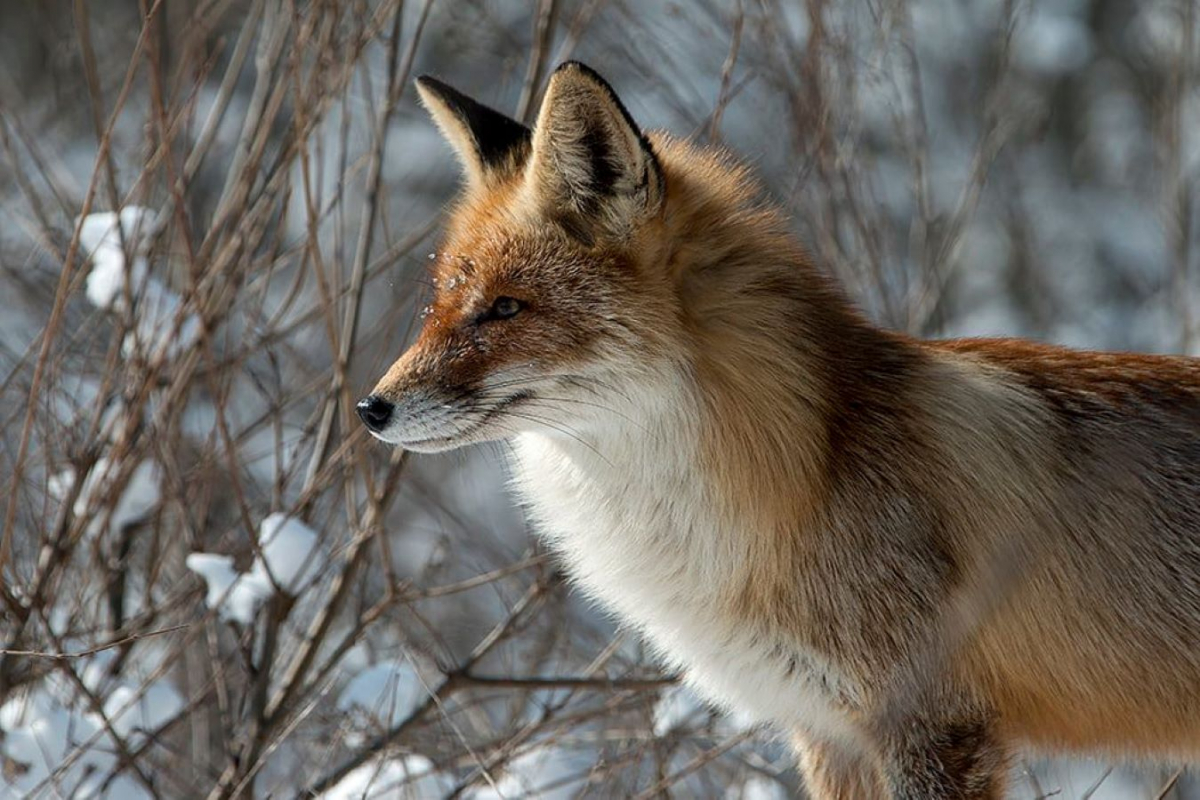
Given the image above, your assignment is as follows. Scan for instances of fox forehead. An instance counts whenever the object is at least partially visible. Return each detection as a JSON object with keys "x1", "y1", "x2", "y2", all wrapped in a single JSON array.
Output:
[
  {"x1": 429, "y1": 202, "x2": 632, "y2": 311},
  {"x1": 407, "y1": 221, "x2": 627, "y2": 375},
  {"x1": 433, "y1": 225, "x2": 564, "y2": 292}
]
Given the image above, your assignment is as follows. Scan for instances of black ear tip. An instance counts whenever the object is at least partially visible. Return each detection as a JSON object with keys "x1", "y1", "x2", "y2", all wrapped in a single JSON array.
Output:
[
  {"x1": 549, "y1": 61, "x2": 645, "y2": 143},
  {"x1": 416, "y1": 75, "x2": 471, "y2": 104},
  {"x1": 415, "y1": 74, "x2": 448, "y2": 94},
  {"x1": 414, "y1": 75, "x2": 471, "y2": 114},
  {"x1": 415, "y1": 73, "x2": 531, "y2": 173},
  {"x1": 550, "y1": 62, "x2": 627, "y2": 113}
]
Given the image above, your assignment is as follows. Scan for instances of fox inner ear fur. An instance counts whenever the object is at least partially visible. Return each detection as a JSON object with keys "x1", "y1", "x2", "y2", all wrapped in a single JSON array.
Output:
[
  {"x1": 526, "y1": 62, "x2": 665, "y2": 244},
  {"x1": 415, "y1": 75, "x2": 531, "y2": 190}
]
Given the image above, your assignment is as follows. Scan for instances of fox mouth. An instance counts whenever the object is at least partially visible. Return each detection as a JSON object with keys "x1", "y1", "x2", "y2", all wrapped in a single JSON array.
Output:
[{"x1": 389, "y1": 390, "x2": 533, "y2": 451}]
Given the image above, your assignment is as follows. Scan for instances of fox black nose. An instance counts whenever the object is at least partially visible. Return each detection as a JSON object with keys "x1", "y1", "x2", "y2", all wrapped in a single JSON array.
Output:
[{"x1": 356, "y1": 395, "x2": 394, "y2": 432}]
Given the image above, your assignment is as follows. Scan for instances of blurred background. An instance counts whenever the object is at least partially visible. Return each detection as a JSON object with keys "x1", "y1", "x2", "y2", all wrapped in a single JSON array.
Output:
[{"x1": 0, "y1": 0, "x2": 1197, "y2": 796}]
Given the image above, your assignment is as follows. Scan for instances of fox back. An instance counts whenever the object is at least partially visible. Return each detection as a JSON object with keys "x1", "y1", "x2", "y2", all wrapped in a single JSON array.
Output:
[{"x1": 360, "y1": 63, "x2": 1200, "y2": 798}]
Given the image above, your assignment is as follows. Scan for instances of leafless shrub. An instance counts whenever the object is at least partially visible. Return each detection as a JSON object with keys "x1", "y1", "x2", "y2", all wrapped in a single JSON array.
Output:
[{"x1": 0, "y1": 0, "x2": 1194, "y2": 797}]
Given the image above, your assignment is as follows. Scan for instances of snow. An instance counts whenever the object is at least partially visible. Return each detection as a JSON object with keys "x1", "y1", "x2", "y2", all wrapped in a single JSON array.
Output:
[
  {"x1": 81, "y1": 775, "x2": 150, "y2": 800},
  {"x1": 728, "y1": 775, "x2": 789, "y2": 800},
  {"x1": 77, "y1": 207, "x2": 200, "y2": 360},
  {"x1": 48, "y1": 457, "x2": 163, "y2": 537},
  {"x1": 184, "y1": 552, "x2": 239, "y2": 608},
  {"x1": 99, "y1": 681, "x2": 184, "y2": 743},
  {"x1": 13, "y1": 6, "x2": 1200, "y2": 798},
  {"x1": 652, "y1": 685, "x2": 707, "y2": 736},
  {"x1": 79, "y1": 207, "x2": 155, "y2": 311},
  {"x1": 120, "y1": 280, "x2": 202, "y2": 361},
  {"x1": 466, "y1": 745, "x2": 589, "y2": 800},
  {"x1": 186, "y1": 513, "x2": 321, "y2": 624},
  {"x1": 650, "y1": 684, "x2": 754, "y2": 738},
  {"x1": 0, "y1": 671, "x2": 179, "y2": 798},
  {"x1": 1, "y1": 690, "x2": 106, "y2": 795},
  {"x1": 258, "y1": 512, "x2": 321, "y2": 590},
  {"x1": 320, "y1": 754, "x2": 452, "y2": 798},
  {"x1": 184, "y1": 552, "x2": 270, "y2": 625},
  {"x1": 336, "y1": 658, "x2": 426, "y2": 747}
]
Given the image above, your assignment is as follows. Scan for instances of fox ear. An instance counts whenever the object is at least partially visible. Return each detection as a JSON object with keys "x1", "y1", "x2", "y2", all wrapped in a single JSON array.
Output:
[
  {"x1": 415, "y1": 76, "x2": 531, "y2": 190},
  {"x1": 526, "y1": 62, "x2": 665, "y2": 244}
]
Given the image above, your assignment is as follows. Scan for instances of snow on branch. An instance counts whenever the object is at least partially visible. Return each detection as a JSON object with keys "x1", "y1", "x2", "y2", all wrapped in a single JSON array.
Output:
[
  {"x1": 78, "y1": 207, "x2": 200, "y2": 360},
  {"x1": 186, "y1": 513, "x2": 321, "y2": 624}
]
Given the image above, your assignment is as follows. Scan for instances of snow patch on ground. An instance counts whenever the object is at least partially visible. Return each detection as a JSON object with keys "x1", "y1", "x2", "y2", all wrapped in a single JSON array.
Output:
[
  {"x1": 466, "y1": 744, "x2": 590, "y2": 799},
  {"x1": 0, "y1": 668, "x2": 182, "y2": 798},
  {"x1": 320, "y1": 754, "x2": 452, "y2": 798},
  {"x1": 336, "y1": 657, "x2": 428, "y2": 748}
]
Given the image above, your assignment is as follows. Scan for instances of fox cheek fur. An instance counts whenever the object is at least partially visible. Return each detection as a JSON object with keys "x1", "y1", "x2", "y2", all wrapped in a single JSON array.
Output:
[
  {"x1": 362, "y1": 61, "x2": 1200, "y2": 798},
  {"x1": 362, "y1": 70, "x2": 679, "y2": 449}
]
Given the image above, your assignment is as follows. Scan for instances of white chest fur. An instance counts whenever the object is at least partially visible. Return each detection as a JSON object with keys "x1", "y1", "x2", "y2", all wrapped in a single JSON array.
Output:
[{"x1": 510, "y1": 427, "x2": 859, "y2": 741}]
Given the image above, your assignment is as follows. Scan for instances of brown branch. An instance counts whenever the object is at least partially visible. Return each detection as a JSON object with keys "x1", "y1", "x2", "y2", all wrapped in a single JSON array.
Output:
[
  {"x1": 0, "y1": 623, "x2": 190, "y2": 660},
  {"x1": 515, "y1": 0, "x2": 559, "y2": 123},
  {"x1": 631, "y1": 730, "x2": 758, "y2": 799},
  {"x1": 457, "y1": 673, "x2": 676, "y2": 692}
]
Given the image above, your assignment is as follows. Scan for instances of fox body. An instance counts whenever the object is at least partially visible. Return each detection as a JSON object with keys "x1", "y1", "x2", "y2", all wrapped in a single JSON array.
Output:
[{"x1": 360, "y1": 63, "x2": 1200, "y2": 797}]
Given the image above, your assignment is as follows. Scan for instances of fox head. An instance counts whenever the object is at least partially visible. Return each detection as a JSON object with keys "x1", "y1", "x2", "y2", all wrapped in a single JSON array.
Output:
[{"x1": 358, "y1": 62, "x2": 686, "y2": 451}]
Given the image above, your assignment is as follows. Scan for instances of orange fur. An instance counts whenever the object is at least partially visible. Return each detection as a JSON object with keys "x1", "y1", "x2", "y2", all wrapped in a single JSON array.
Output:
[{"x1": 364, "y1": 64, "x2": 1200, "y2": 797}]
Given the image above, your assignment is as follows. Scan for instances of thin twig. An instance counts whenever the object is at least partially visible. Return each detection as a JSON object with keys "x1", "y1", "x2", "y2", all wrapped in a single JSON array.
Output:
[{"x1": 0, "y1": 623, "x2": 190, "y2": 660}]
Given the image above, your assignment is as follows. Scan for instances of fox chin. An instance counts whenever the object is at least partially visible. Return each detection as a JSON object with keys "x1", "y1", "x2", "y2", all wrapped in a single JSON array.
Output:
[{"x1": 359, "y1": 62, "x2": 1200, "y2": 798}]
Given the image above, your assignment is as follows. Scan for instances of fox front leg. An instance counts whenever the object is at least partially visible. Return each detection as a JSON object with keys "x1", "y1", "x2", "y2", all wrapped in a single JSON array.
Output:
[
  {"x1": 792, "y1": 731, "x2": 887, "y2": 800},
  {"x1": 877, "y1": 715, "x2": 1010, "y2": 800}
]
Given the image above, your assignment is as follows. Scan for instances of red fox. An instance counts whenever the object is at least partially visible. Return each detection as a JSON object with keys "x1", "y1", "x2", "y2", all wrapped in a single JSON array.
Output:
[{"x1": 358, "y1": 62, "x2": 1200, "y2": 797}]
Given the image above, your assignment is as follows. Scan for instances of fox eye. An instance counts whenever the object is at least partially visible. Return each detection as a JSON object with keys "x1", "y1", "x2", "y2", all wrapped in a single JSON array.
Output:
[{"x1": 486, "y1": 296, "x2": 524, "y2": 321}]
